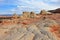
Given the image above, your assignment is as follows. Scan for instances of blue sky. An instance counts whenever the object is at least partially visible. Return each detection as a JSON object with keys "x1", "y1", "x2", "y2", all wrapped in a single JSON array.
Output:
[{"x1": 0, "y1": 0, "x2": 60, "y2": 14}]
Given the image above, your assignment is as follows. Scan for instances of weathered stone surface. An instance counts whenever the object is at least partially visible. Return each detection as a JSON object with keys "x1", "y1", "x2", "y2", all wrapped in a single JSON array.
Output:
[
  {"x1": 22, "y1": 12, "x2": 30, "y2": 18},
  {"x1": 19, "y1": 32, "x2": 34, "y2": 40},
  {"x1": 0, "y1": 18, "x2": 60, "y2": 40},
  {"x1": 0, "y1": 10, "x2": 60, "y2": 40},
  {"x1": 12, "y1": 13, "x2": 19, "y2": 19},
  {"x1": 40, "y1": 10, "x2": 52, "y2": 15},
  {"x1": 30, "y1": 12, "x2": 36, "y2": 18}
]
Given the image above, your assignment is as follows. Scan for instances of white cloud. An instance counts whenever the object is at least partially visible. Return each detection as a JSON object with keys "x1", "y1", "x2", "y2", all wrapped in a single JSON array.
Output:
[
  {"x1": 11, "y1": 0, "x2": 60, "y2": 14},
  {"x1": 0, "y1": 0, "x2": 60, "y2": 14},
  {"x1": 49, "y1": 0, "x2": 59, "y2": 2},
  {"x1": 19, "y1": 0, "x2": 59, "y2": 8},
  {"x1": 44, "y1": 0, "x2": 60, "y2": 2}
]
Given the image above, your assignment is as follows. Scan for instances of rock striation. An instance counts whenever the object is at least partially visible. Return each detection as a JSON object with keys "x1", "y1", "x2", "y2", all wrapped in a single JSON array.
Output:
[
  {"x1": 0, "y1": 9, "x2": 60, "y2": 40},
  {"x1": 0, "y1": 18, "x2": 60, "y2": 40}
]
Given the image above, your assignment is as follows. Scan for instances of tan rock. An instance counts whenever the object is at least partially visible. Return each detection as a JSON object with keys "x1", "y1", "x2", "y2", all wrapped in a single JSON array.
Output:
[
  {"x1": 30, "y1": 12, "x2": 36, "y2": 18},
  {"x1": 20, "y1": 32, "x2": 34, "y2": 40},
  {"x1": 40, "y1": 10, "x2": 52, "y2": 15},
  {"x1": 21, "y1": 11, "x2": 37, "y2": 19},
  {"x1": 22, "y1": 12, "x2": 30, "y2": 18},
  {"x1": 12, "y1": 13, "x2": 19, "y2": 19}
]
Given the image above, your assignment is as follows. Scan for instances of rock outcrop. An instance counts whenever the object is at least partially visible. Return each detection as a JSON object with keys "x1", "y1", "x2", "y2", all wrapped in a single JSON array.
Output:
[
  {"x1": 0, "y1": 9, "x2": 60, "y2": 40},
  {"x1": 40, "y1": 10, "x2": 52, "y2": 15},
  {"x1": 0, "y1": 18, "x2": 60, "y2": 40},
  {"x1": 30, "y1": 12, "x2": 36, "y2": 18},
  {"x1": 22, "y1": 12, "x2": 30, "y2": 18}
]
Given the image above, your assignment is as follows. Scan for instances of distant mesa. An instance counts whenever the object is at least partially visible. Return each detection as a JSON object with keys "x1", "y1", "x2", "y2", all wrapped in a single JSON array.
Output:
[{"x1": 48, "y1": 8, "x2": 60, "y2": 13}]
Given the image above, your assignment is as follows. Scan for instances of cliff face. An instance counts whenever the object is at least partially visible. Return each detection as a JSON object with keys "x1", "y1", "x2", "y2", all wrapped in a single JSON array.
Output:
[{"x1": 0, "y1": 10, "x2": 60, "y2": 40}]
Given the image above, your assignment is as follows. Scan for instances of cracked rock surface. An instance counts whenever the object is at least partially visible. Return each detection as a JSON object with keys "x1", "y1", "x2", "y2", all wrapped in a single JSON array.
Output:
[{"x1": 0, "y1": 19, "x2": 59, "y2": 40}]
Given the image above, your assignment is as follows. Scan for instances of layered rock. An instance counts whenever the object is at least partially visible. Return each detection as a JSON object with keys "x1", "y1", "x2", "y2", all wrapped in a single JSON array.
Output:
[
  {"x1": 0, "y1": 9, "x2": 60, "y2": 40},
  {"x1": 0, "y1": 18, "x2": 60, "y2": 40}
]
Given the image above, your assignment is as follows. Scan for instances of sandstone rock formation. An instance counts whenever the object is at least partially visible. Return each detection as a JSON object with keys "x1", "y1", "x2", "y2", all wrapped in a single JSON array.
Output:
[
  {"x1": 0, "y1": 18, "x2": 60, "y2": 40},
  {"x1": 30, "y1": 12, "x2": 36, "y2": 18},
  {"x1": 12, "y1": 13, "x2": 19, "y2": 19},
  {"x1": 0, "y1": 10, "x2": 60, "y2": 40},
  {"x1": 22, "y1": 12, "x2": 30, "y2": 18},
  {"x1": 40, "y1": 10, "x2": 52, "y2": 15},
  {"x1": 21, "y1": 12, "x2": 36, "y2": 19}
]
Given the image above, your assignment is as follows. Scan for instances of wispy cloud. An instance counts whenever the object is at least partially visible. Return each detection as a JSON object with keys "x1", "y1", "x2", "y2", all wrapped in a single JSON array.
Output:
[
  {"x1": 48, "y1": 0, "x2": 59, "y2": 2},
  {"x1": 0, "y1": 0, "x2": 60, "y2": 14},
  {"x1": 14, "y1": 0, "x2": 60, "y2": 13}
]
